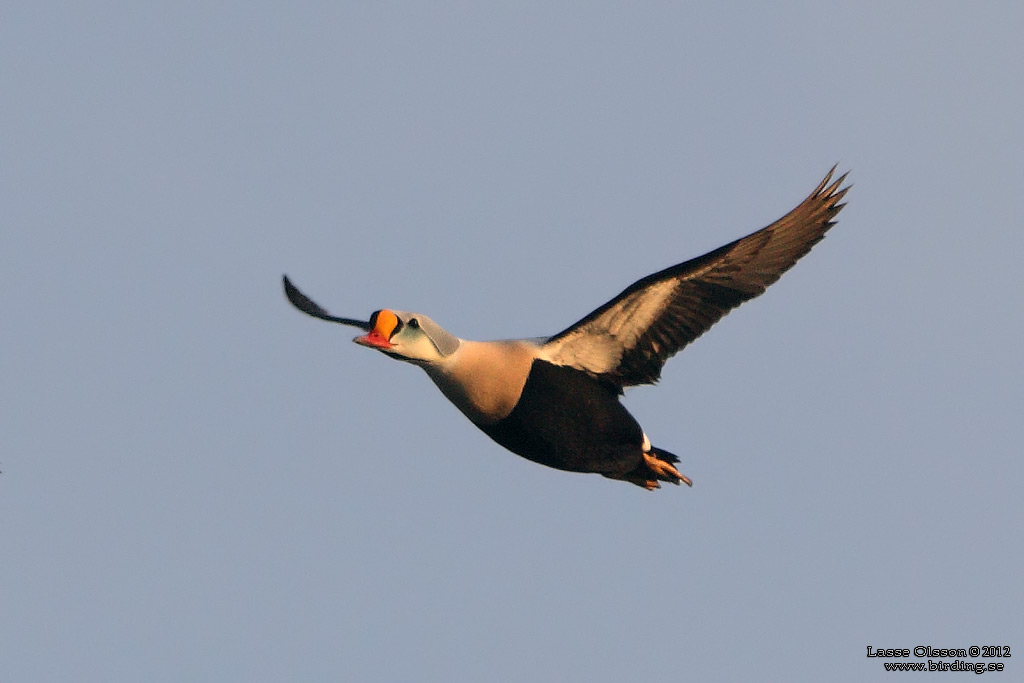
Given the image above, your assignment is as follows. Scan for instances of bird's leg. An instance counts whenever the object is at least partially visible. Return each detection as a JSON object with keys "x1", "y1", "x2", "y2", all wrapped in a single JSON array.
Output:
[
  {"x1": 601, "y1": 472, "x2": 661, "y2": 489},
  {"x1": 602, "y1": 452, "x2": 692, "y2": 490},
  {"x1": 643, "y1": 451, "x2": 693, "y2": 487}
]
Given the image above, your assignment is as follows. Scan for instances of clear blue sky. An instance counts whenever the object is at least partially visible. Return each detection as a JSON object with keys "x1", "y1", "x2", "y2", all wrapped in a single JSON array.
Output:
[{"x1": 3, "y1": 3, "x2": 1021, "y2": 682}]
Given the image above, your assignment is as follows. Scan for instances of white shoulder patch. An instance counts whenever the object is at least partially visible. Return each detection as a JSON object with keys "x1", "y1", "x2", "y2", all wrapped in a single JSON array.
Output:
[
  {"x1": 540, "y1": 279, "x2": 677, "y2": 376},
  {"x1": 537, "y1": 332, "x2": 622, "y2": 374}
]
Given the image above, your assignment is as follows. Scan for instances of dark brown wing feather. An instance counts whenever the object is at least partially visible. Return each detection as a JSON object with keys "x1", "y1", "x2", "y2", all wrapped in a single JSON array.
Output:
[
  {"x1": 542, "y1": 167, "x2": 850, "y2": 387},
  {"x1": 282, "y1": 275, "x2": 371, "y2": 330}
]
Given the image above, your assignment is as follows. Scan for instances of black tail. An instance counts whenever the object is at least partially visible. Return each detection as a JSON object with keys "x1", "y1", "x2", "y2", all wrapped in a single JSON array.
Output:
[{"x1": 650, "y1": 446, "x2": 680, "y2": 464}]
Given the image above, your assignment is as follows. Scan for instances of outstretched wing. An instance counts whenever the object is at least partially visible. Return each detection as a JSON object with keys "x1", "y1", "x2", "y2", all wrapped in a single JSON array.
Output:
[
  {"x1": 540, "y1": 167, "x2": 850, "y2": 388},
  {"x1": 282, "y1": 275, "x2": 371, "y2": 330}
]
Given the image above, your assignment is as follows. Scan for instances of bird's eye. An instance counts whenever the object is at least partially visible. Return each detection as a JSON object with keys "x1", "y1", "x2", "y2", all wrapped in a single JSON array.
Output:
[{"x1": 409, "y1": 318, "x2": 420, "y2": 328}]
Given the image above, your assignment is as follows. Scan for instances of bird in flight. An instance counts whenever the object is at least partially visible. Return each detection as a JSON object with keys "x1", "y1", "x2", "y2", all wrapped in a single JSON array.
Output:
[{"x1": 284, "y1": 167, "x2": 849, "y2": 490}]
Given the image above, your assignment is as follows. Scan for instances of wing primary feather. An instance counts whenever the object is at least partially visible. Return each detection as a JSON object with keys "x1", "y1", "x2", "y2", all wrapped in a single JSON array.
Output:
[{"x1": 282, "y1": 275, "x2": 371, "y2": 330}]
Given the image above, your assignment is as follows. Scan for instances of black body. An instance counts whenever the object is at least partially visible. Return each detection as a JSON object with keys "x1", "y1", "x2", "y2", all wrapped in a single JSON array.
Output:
[{"x1": 480, "y1": 360, "x2": 655, "y2": 476}]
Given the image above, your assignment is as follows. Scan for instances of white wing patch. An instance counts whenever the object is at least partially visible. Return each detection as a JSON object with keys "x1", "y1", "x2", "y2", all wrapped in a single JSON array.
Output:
[{"x1": 539, "y1": 279, "x2": 677, "y2": 376}]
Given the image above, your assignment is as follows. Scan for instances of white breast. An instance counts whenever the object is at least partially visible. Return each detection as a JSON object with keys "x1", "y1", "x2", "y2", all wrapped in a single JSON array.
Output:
[{"x1": 422, "y1": 340, "x2": 537, "y2": 425}]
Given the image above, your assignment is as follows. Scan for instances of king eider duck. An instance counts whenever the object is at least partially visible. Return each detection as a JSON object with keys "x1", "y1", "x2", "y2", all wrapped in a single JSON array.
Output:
[{"x1": 284, "y1": 167, "x2": 849, "y2": 490}]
